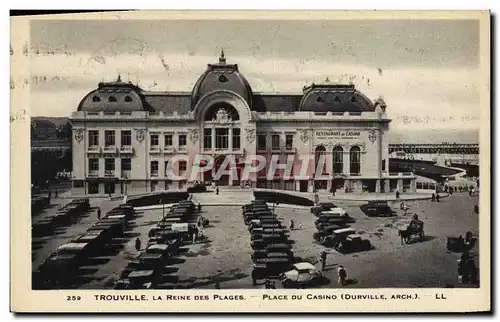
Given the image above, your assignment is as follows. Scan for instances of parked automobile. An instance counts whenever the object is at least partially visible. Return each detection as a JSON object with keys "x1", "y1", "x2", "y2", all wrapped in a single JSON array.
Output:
[
  {"x1": 252, "y1": 259, "x2": 292, "y2": 279},
  {"x1": 319, "y1": 227, "x2": 357, "y2": 247},
  {"x1": 280, "y1": 262, "x2": 323, "y2": 288},
  {"x1": 335, "y1": 234, "x2": 372, "y2": 253},
  {"x1": 360, "y1": 201, "x2": 394, "y2": 217},
  {"x1": 310, "y1": 202, "x2": 336, "y2": 216},
  {"x1": 313, "y1": 224, "x2": 349, "y2": 242}
]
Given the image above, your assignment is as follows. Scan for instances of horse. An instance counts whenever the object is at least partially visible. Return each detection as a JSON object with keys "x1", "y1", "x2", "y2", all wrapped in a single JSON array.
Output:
[{"x1": 398, "y1": 229, "x2": 410, "y2": 245}]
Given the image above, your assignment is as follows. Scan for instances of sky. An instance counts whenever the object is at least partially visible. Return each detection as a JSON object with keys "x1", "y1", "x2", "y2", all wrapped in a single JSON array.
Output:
[{"x1": 27, "y1": 18, "x2": 482, "y2": 136}]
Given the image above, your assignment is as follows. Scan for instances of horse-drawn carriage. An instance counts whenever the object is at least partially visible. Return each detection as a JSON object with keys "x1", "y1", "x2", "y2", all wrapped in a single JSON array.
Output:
[{"x1": 398, "y1": 217, "x2": 425, "y2": 244}]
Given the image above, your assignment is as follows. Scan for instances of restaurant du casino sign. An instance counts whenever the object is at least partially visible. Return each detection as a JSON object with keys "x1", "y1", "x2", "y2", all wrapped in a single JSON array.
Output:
[{"x1": 315, "y1": 130, "x2": 362, "y2": 141}]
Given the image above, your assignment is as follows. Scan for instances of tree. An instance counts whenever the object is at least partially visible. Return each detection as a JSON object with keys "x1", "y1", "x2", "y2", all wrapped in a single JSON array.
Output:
[{"x1": 56, "y1": 122, "x2": 72, "y2": 140}]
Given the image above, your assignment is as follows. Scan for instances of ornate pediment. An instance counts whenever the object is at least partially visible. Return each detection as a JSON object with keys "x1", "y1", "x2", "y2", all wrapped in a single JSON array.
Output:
[
  {"x1": 213, "y1": 108, "x2": 232, "y2": 123},
  {"x1": 368, "y1": 129, "x2": 378, "y2": 143},
  {"x1": 135, "y1": 129, "x2": 145, "y2": 143},
  {"x1": 299, "y1": 129, "x2": 310, "y2": 143},
  {"x1": 245, "y1": 128, "x2": 256, "y2": 143},
  {"x1": 74, "y1": 129, "x2": 84, "y2": 143},
  {"x1": 189, "y1": 129, "x2": 199, "y2": 143}
]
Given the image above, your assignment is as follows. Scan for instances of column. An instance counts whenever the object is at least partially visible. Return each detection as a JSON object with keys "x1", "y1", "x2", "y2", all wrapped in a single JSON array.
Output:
[
  {"x1": 228, "y1": 127, "x2": 233, "y2": 151},
  {"x1": 397, "y1": 179, "x2": 403, "y2": 192},
  {"x1": 384, "y1": 179, "x2": 390, "y2": 193},
  {"x1": 212, "y1": 127, "x2": 216, "y2": 152},
  {"x1": 375, "y1": 179, "x2": 381, "y2": 193}
]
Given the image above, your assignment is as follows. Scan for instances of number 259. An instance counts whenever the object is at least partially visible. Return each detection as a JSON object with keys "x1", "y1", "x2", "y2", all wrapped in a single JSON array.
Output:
[{"x1": 67, "y1": 296, "x2": 81, "y2": 301}]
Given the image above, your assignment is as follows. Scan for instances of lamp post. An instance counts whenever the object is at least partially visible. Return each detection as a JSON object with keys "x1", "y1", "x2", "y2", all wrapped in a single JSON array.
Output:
[{"x1": 161, "y1": 196, "x2": 166, "y2": 235}]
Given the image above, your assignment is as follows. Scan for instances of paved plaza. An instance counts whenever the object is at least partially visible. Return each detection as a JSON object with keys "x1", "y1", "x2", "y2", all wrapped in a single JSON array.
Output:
[{"x1": 32, "y1": 191, "x2": 480, "y2": 289}]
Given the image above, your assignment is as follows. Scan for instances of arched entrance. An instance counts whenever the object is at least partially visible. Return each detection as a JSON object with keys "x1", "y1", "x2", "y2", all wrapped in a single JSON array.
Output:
[{"x1": 314, "y1": 145, "x2": 328, "y2": 191}]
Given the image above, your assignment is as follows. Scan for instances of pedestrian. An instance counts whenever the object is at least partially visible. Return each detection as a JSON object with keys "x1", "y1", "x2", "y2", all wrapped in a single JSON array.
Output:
[
  {"x1": 192, "y1": 226, "x2": 199, "y2": 244},
  {"x1": 320, "y1": 250, "x2": 327, "y2": 271},
  {"x1": 298, "y1": 222, "x2": 303, "y2": 230},
  {"x1": 215, "y1": 281, "x2": 221, "y2": 289},
  {"x1": 251, "y1": 267, "x2": 258, "y2": 286},
  {"x1": 289, "y1": 220, "x2": 295, "y2": 231},
  {"x1": 216, "y1": 187, "x2": 219, "y2": 195},
  {"x1": 474, "y1": 204, "x2": 479, "y2": 214},
  {"x1": 436, "y1": 193, "x2": 440, "y2": 202},
  {"x1": 97, "y1": 208, "x2": 102, "y2": 220},
  {"x1": 198, "y1": 202, "x2": 202, "y2": 213},
  {"x1": 395, "y1": 190, "x2": 400, "y2": 200},
  {"x1": 431, "y1": 193, "x2": 436, "y2": 202},
  {"x1": 449, "y1": 189, "x2": 453, "y2": 196},
  {"x1": 338, "y1": 265, "x2": 347, "y2": 286},
  {"x1": 135, "y1": 238, "x2": 141, "y2": 252},
  {"x1": 265, "y1": 278, "x2": 271, "y2": 289}
]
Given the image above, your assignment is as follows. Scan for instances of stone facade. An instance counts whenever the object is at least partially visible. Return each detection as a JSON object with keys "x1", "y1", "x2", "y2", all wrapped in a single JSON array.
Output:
[{"x1": 70, "y1": 53, "x2": 415, "y2": 196}]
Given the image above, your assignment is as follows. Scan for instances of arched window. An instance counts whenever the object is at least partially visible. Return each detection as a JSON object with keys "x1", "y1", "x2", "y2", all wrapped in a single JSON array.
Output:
[
  {"x1": 204, "y1": 102, "x2": 240, "y2": 121},
  {"x1": 350, "y1": 146, "x2": 361, "y2": 175},
  {"x1": 333, "y1": 146, "x2": 343, "y2": 174},
  {"x1": 108, "y1": 96, "x2": 117, "y2": 102},
  {"x1": 92, "y1": 96, "x2": 101, "y2": 102},
  {"x1": 315, "y1": 145, "x2": 327, "y2": 175},
  {"x1": 124, "y1": 95, "x2": 133, "y2": 102}
]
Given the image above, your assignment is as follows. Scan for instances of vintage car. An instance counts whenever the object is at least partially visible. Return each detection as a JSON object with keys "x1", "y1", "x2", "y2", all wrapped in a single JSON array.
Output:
[
  {"x1": 279, "y1": 262, "x2": 323, "y2": 288},
  {"x1": 252, "y1": 258, "x2": 292, "y2": 279},
  {"x1": 251, "y1": 237, "x2": 289, "y2": 250},
  {"x1": 40, "y1": 242, "x2": 92, "y2": 283},
  {"x1": 447, "y1": 232, "x2": 476, "y2": 253},
  {"x1": 252, "y1": 249, "x2": 293, "y2": 262},
  {"x1": 319, "y1": 227, "x2": 357, "y2": 247},
  {"x1": 313, "y1": 224, "x2": 349, "y2": 242},
  {"x1": 126, "y1": 270, "x2": 158, "y2": 288},
  {"x1": 265, "y1": 243, "x2": 292, "y2": 253},
  {"x1": 187, "y1": 183, "x2": 207, "y2": 193},
  {"x1": 310, "y1": 202, "x2": 336, "y2": 216},
  {"x1": 315, "y1": 216, "x2": 352, "y2": 231},
  {"x1": 335, "y1": 234, "x2": 372, "y2": 253},
  {"x1": 360, "y1": 201, "x2": 394, "y2": 217},
  {"x1": 251, "y1": 239, "x2": 291, "y2": 250}
]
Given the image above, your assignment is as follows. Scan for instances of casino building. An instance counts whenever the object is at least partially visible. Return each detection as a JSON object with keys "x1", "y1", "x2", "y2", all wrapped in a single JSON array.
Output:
[{"x1": 70, "y1": 51, "x2": 416, "y2": 196}]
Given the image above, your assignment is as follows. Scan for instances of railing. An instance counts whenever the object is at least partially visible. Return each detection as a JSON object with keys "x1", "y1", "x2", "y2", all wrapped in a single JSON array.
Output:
[
  {"x1": 87, "y1": 145, "x2": 100, "y2": 152},
  {"x1": 103, "y1": 145, "x2": 117, "y2": 153},
  {"x1": 163, "y1": 146, "x2": 175, "y2": 153},
  {"x1": 104, "y1": 170, "x2": 115, "y2": 177},
  {"x1": 120, "y1": 145, "x2": 133, "y2": 153},
  {"x1": 121, "y1": 170, "x2": 131, "y2": 178},
  {"x1": 88, "y1": 170, "x2": 99, "y2": 177},
  {"x1": 150, "y1": 146, "x2": 161, "y2": 153},
  {"x1": 178, "y1": 146, "x2": 187, "y2": 152},
  {"x1": 150, "y1": 172, "x2": 159, "y2": 177}
]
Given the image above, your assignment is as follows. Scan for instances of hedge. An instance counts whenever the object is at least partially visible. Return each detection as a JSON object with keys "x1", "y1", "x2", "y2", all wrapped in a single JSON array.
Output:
[{"x1": 253, "y1": 190, "x2": 314, "y2": 207}]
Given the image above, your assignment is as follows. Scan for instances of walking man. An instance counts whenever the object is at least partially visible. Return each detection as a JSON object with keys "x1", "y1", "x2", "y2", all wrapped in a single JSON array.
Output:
[
  {"x1": 135, "y1": 238, "x2": 141, "y2": 252},
  {"x1": 289, "y1": 220, "x2": 295, "y2": 231},
  {"x1": 215, "y1": 281, "x2": 221, "y2": 289},
  {"x1": 320, "y1": 250, "x2": 327, "y2": 271},
  {"x1": 436, "y1": 193, "x2": 440, "y2": 202},
  {"x1": 431, "y1": 193, "x2": 436, "y2": 202},
  {"x1": 216, "y1": 187, "x2": 219, "y2": 195},
  {"x1": 338, "y1": 265, "x2": 347, "y2": 286},
  {"x1": 97, "y1": 207, "x2": 102, "y2": 221},
  {"x1": 395, "y1": 190, "x2": 400, "y2": 200}
]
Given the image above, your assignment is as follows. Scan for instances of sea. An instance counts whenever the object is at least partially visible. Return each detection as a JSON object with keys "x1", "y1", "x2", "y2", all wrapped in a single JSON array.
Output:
[{"x1": 388, "y1": 129, "x2": 479, "y2": 144}]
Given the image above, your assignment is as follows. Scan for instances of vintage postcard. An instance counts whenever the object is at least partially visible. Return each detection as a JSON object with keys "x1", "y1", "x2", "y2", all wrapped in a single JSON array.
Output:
[{"x1": 10, "y1": 10, "x2": 491, "y2": 313}]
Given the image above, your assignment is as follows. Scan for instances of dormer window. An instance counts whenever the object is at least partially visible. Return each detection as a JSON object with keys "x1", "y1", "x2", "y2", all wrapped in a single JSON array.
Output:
[
  {"x1": 218, "y1": 74, "x2": 228, "y2": 83},
  {"x1": 92, "y1": 96, "x2": 101, "y2": 102},
  {"x1": 350, "y1": 96, "x2": 358, "y2": 103},
  {"x1": 333, "y1": 95, "x2": 341, "y2": 103},
  {"x1": 108, "y1": 96, "x2": 117, "y2": 102},
  {"x1": 124, "y1": 95, "x2": 133, "y2": 102},
  {"x1": 316, "y1": 96, "x2": 324, "y2": 102}
]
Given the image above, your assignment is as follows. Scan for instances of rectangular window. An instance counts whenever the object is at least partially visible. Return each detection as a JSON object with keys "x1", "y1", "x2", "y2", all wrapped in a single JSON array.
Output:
[
  {"x1": 382, "y1": 159, "x2": 386, "y2": 171},
  {"x1": 179, "y1": 134, "x2": 187, "y2": 146},
  {"x1": 179, "y1": 160, "x2": 187, "y2": 173},
  {"x1": 272, "y1": 134, "x2": 280, "y2": 150},
  {"x1": 105, "y1": 159, "x2": 115, "y2": 171},
  {"x1": 89, "y1": 130, "x2": 99, "y2": 146},
  {"x1": 258, "y1": 134, "x2": 267, "y2": 150},
  {"x1": 215, "y1": 128, "x2": 229, "y2": 150},
  {"x1": 121, "y1": 130, "x2": 131, "y2": 146},
  {"x1": 285, "y1": 134, "x2": 294, "y2": 150},
  {"x1": 416, "y1": 182, "x2": 423, "y2": 189},
  {"x1": 203, "y1": 128, "x2": 212, "y2": 150},
  {"x1": 150, "y1": 134, "x2": 159, "y2": 147},
  {"x1": 89, "y1": 158, "x2": 99, "y2": 171},
  {"x1": 232, "y1": 128, "x2": 240, "y2": 150},
  {"x1": 88, "y1": 182, "x2": 99, "y2": 194},
  {"x1": 105, "y1": 130, "x2": 115, "y2": 146},
  {"x1": 150, "y1": 160, "x2": 159, "y2": 176},
  {"x1": 164, "y1": 134, "x2": 173, "y2": 147},
  {"x1": 121, "y1": 158, "x2": 131, "y2": 171}
]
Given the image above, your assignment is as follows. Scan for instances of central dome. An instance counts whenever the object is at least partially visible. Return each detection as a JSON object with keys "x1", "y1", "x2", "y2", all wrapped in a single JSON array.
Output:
[{"x1": 191, "y1": 50, "x2": 253, "y2": 109}]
